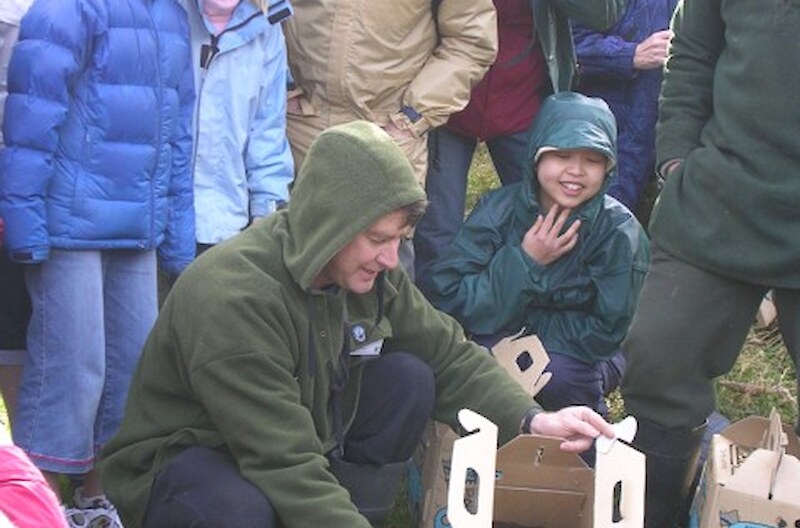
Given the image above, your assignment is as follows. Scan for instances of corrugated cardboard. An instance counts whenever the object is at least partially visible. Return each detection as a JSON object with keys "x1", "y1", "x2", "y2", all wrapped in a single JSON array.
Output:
[
  {"x1": 419, "y1": 334, "x2": 646, "y2": 528},
  {"x1": 689, "y1": 409, "x2": 800, "y2": 528},
  {"x1": 447, "y1": 416, "x2": 645, "y2": 528},
  {"x1": 416, "y1": 334, "x2": 551, "y2": 528}
]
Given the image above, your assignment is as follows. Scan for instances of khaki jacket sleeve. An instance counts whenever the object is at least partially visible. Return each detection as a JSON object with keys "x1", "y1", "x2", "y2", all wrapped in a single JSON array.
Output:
[{"x1": 400, "y1": 0, "x2": 497, "y2": 136}]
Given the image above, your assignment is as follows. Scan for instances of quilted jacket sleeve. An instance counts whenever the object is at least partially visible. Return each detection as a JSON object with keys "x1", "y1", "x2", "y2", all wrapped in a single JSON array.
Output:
[
  {"x1": 158, "y1": 41, "x2": 196, "y2": 275},
  {"x1": 572, "y1": 21, "x2": 637, "y2": 79},
  {"x1": 0, "y1": 0, "x2": 94, "y2": 262}
]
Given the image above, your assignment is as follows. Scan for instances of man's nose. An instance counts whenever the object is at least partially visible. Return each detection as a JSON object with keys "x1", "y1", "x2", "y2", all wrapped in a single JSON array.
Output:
[{"x1": 377, "y1": 240, "x2": 401, "y2": 269}]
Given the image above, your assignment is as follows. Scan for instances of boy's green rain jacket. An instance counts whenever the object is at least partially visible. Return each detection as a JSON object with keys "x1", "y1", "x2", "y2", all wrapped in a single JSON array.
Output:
[{"x1": 426, "y1": 92, "x2": 650, "y2": 364}]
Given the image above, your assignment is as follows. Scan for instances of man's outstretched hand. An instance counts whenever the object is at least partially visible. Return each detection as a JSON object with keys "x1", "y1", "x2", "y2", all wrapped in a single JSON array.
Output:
[{"x1": 529, "y1": 406, "x2": 615, "y2": 453}]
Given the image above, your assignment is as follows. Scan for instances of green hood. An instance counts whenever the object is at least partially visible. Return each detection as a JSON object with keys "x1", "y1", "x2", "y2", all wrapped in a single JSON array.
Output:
[
  {"x1": 285, "y1": 121, "x2": 426, "y2": 290},
  {"x1": 522, "y1": 92, "x2": 617, "y2": 219}
]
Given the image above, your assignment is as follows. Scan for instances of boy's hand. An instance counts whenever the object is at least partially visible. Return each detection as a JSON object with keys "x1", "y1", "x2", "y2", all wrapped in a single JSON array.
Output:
[{"x1": 521, "y1": 205, "x2": 581, "y2": 265}]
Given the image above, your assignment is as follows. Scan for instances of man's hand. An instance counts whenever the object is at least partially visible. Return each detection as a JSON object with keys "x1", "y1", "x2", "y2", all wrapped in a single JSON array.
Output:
[
  {"x1": 633, "y1": 29, "x2": 672, "y2": 70},
  {"x1": 521, "y1": 205, "x2": 580, "y2": 265},
  {"x1": 529, "y1": 406, "x2": 615, "y2": 453}
]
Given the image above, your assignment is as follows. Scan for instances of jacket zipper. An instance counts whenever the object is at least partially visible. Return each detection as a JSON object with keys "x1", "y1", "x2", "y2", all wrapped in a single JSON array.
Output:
[{"x1": 191, "y1": 11, "x2": 262, "y2": 175}]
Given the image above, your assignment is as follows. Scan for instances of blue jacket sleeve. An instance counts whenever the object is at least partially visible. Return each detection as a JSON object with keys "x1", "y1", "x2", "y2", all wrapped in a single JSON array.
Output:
[
  {"x1": 572, "y1": 21, "x2": 637, "y2": 80},
  {"x1": 0, "y1": 0, "x2": 93, "y2": 262},
  {"x1": 246, "y1": 29, "x2": 293, "y2": 218},
  {"x1": 158, "y1": 46, "x2": 196, "y2": 275}
]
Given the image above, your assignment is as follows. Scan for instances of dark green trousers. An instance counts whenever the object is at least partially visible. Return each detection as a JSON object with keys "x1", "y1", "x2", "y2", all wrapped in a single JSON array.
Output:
[{"x1": 622, "y1": 246, "x2": 800, "y2": 429}]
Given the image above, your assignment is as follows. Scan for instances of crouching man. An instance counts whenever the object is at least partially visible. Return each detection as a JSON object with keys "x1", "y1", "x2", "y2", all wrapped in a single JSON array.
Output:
[{"x1": 101, "y1": 121, "x2": 613, "y2": 528}]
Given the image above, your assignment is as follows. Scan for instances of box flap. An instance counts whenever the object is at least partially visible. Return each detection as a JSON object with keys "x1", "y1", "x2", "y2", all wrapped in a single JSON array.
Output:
[
  {"x1": 719, "y1": 413, "x2": 800, "y2": 457},
  {"x1": 772, "y1": 453, "x2": 800, "y2": 503},
  {"x1": 448, "y1": 409, "x2": 499, "y2": 528},
  {"x1": 713, "y1": 408, "x2": 800, "y2": 501},
  {"x1": 724, "y1": 448, "x2": 781, "y2": 498},
  {"x1": 492, "y1": 333, "x2": 550, "y2": 398},
  {"x1": 594, "y1": 440, "x2": 645, "y2": 528}
]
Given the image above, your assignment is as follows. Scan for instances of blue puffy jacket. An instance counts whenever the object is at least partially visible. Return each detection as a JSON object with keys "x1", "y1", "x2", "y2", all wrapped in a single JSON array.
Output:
[{"x1": 0, "y1": 0, "x2": 195, "y2": 274}]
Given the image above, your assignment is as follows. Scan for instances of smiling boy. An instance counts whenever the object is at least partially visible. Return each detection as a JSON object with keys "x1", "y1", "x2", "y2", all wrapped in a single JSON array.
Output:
[
  {"x1": 425, "y1": 92, "x2": 650, "y2": 420},
  {"x1": 101, "y1": 120, "x2": 614, "y2": 528}
]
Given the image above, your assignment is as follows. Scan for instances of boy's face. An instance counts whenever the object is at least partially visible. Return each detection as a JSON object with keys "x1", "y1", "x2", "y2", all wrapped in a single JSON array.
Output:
[
  {"x1": 313, "y1": 209, "x2": 411, "y2": 294},
  {"x1": 535, "y1": 149, "x2": 607, "y2": 212}
]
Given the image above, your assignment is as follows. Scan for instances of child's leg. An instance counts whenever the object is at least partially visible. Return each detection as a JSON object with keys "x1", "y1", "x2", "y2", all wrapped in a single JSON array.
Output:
[
  {"x1": 15, "y1": 250, "x2": 106, "y2": 494},
  {"x1": 535, "y1": 352, "x2": 606, "y2": 416},
  {"x1": 598, "y1": 350, "x2": 626, "y2": 397},
  {"x1": 95, "y1": 250, "x2": 157, "y2": 451}
]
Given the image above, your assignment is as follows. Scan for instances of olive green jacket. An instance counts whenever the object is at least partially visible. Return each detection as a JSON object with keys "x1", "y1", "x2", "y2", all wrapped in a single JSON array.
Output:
[
  {"x1": 652, "y1": 0, "x2": 800, "y2": 287},
  {"x1": 102, "y1": 122, "x2": 536, "y2": 528}
]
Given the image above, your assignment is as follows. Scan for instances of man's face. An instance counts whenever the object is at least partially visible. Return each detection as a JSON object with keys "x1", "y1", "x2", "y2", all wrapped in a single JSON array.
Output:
[
  {"x1": 536, "y1": 149, "x2": 607, "y2": 212},
  {"x1": 314, "y1": 209, "x2": 412, "y2": 294}
]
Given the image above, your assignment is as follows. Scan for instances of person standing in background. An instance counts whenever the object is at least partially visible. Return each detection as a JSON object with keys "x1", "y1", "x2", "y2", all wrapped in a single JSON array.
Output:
[
  {"x1": 620, "y1": 1, "x2": 800, "y2": 526},
  {"x1": 572, "y1": 0, "x2": 677, "y2": 223},
  {"x1": 282, "y1": 0, "x2": 498, "y2": 279},
  {"x1": 414, "y1": 0, "x2": 626, "y2": 293},
  {"x1": 180, "y1": 0, "x2": 294, "y2": 257},
  {"x1": 0, "y1": 0, "x2": 33, "y2": 430},
  {"x1": 0, "y1": 0, "x2": 195, "y2": 525}
]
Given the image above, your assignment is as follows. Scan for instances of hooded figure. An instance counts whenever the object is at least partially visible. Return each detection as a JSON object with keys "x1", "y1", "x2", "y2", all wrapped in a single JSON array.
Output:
[
  {"x1": 101, "y1": 121, "x2": 586, "y2": 528},
  {"x1": 425, "y1": 92, "x2": 650, "y2": 415}
]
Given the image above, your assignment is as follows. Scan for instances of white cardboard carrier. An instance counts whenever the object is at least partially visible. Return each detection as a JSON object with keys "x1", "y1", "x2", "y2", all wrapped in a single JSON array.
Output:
[
  {"x1": 420, "y1": 334, "x2": 646, "y2": 528},
  {"x1": 689, "y1": 408, "x2": 800, "y2": 528}
]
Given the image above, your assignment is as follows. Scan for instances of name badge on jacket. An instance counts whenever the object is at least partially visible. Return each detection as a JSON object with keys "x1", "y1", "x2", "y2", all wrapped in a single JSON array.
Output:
[{"x1": 349, "y1": 323, "x2": 384, "y2": 357}]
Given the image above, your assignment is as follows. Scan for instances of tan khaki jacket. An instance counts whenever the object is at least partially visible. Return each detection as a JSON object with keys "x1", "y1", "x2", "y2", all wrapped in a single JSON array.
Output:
[{"x1": 284, "y1": 0, "x2": 498, "y2": 137}]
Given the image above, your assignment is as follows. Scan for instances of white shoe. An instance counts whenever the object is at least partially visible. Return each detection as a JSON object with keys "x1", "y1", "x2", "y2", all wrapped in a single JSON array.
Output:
[
  {"x1": 68, "y1": 487, "x2": 124, "y2": 528},
  {"x1": 63, "y1": 506, "x2": 88, "y2": 528}
]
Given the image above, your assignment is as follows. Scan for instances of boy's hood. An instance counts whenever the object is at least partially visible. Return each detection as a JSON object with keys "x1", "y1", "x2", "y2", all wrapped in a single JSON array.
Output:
[
  {"x1": 284, "y1": 121, "x2": 426, "y2": 291},
  {"x1": 522, "y1": 92, "x2": 618, "y2": 215}
]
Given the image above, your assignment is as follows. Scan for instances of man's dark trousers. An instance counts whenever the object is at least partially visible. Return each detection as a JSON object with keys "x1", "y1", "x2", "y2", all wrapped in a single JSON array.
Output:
[{"x1": 142, "y1": 351, "x2": 435, "y2": 527}]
